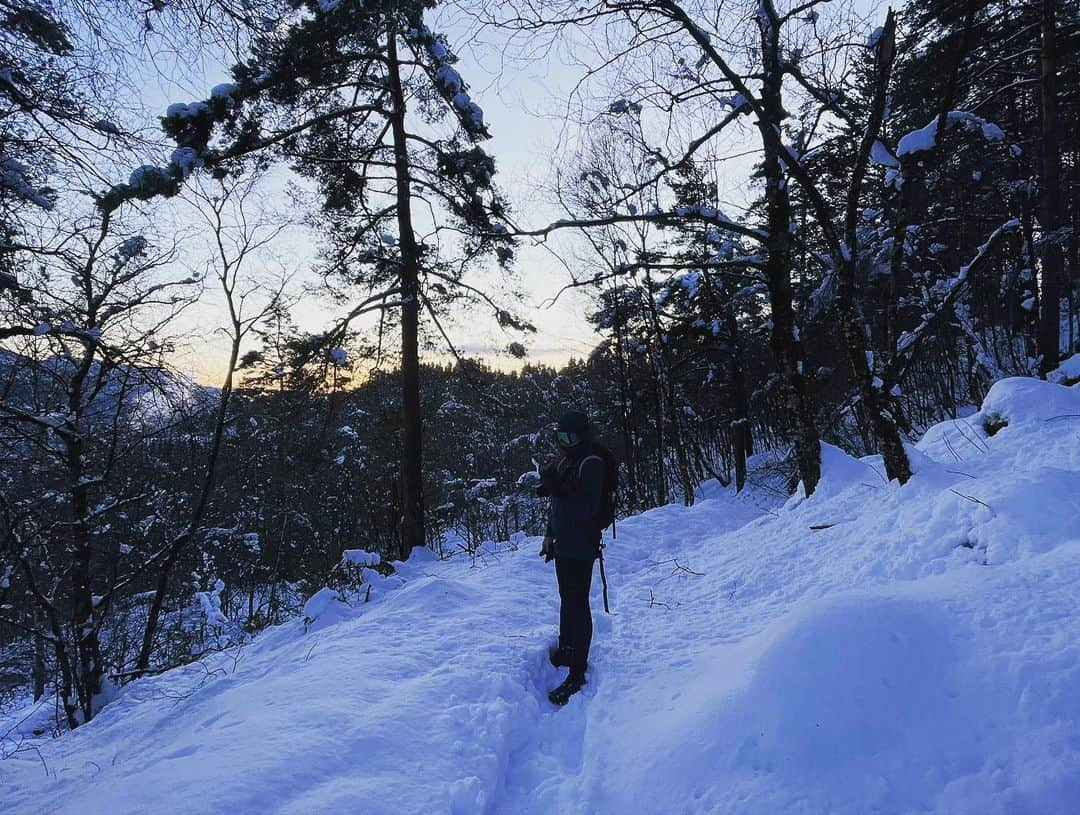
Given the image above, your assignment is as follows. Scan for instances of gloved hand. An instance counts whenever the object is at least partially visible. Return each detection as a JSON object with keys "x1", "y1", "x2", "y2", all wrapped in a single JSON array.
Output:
[
  {"x1": 538, "y1": 536, "x2": 555, "y2": 563},
  {"x1": 537, "y1": 466, "x2": 562, "y2": 498}
]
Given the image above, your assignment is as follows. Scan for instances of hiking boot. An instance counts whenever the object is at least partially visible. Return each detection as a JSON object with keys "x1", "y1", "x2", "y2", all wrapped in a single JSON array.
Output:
[
  {"x1": 548, "y1": 647, "x2": 572, "y2": 668},
  {"x1": 548, "y1": 671, "x2": 586, "y2": 706}
]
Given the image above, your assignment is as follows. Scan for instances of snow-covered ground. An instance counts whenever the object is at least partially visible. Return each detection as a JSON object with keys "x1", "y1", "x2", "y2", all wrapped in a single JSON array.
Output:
[{"x1": 3, "y1": 375, "x2": 1079, "y2": 815}]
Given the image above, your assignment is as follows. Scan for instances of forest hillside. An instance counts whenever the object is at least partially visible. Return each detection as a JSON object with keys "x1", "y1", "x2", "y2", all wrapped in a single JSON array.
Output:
[{"x1": 3, "y1": 372, "x2": 1078, "y2": 815}]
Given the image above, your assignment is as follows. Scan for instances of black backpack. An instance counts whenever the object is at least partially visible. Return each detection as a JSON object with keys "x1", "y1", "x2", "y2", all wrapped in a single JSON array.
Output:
[{"x1": 580, "y1": 441, "x2": 618, "y2": 531}]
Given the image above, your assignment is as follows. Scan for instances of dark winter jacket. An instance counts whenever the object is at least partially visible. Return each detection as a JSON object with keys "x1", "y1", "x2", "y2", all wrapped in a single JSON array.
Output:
[{"x1": 543, "y1": 449, "x2": 605, "y2": 561}]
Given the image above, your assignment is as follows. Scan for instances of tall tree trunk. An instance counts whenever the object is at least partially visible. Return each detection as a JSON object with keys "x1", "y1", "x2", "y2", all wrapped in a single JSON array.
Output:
[
  {"x1": 1038, "y1": 0, "x2": 1064, "y2": 375},
  {"x1": 647, "y1": 291, "x2": 695, "y2": 505},
  {"x1": 835, "y1": 291, "x2": 912, "y2": 482},
  {"x1": 387, "y1": 28, "x2": 426, "y2": 558},
  {"x1": 835, "y1": 11, "x2": 912, "y2": 484},
  {"x1": 1067, "y1": 183, "x2": 1077, "y2": 353},
  {"x1": 62, "y1": 339, "x2": 104, "y2": 724},
  {"x1": 612, "y1": 297, "x2": 639, "y2": 509},
  {"x1": 885, "y1": 171, "x2": 926, "y2": 349},
  {"x1": 32, "y1": 608, "x2": 46, "y2": 701},
  {"x1": 758, "y1": 9, "x2": 821, "y2": 496},
  {"x1": 69, "y1": 445, "x2": 101, "y2": 722},
  {"x1": 668, "y1": 386, "x2": 696, "y2": 506},
  {"x1": 727, "y1": 311, "x2": 751, "y2": 493},
  {"x1": 649, "y1": 355, "x2": 669, "y2": 505},
  {"x1": 1021, "y1": 195, "x2": 1042, "y2": 365}
]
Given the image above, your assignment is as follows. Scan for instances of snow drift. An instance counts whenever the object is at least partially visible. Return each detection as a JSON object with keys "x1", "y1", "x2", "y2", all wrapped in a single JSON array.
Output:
[{"x1": 2, "y1": 375, "x2": 1079, "y2": 815}]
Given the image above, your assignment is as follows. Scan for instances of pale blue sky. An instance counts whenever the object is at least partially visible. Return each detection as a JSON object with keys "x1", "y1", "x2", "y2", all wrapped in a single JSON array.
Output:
[{"x1": 144, "y1": 0, "x2": 884, "y2": 383}]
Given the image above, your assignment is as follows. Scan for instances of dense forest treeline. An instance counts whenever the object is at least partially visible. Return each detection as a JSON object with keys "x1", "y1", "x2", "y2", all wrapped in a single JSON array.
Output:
[{"x1": 2, "y1": 0, "x2": 1079, "y2": 732}]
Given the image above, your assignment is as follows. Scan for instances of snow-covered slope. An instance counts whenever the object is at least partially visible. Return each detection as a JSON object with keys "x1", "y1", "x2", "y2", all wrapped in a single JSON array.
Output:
[{"x1": 3, "y1": 376, "x2": 1079, "y2": 815}]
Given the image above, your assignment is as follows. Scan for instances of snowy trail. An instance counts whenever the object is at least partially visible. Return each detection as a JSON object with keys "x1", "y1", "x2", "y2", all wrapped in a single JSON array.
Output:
[
  {"x1": 1, "y1": 480, "x2": 775, "y2": 815},
  {"x1": 490, "y1": 495, "x2": 767, "y2": 814},
  {"x1": 3, "y1": 376, "x2": 1080, "y2": 814}
]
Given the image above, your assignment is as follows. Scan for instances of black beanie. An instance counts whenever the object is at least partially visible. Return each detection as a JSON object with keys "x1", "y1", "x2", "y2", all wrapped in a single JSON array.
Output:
[{"x1": 558, "y1": 410, "x2": 590, "y2": 437}]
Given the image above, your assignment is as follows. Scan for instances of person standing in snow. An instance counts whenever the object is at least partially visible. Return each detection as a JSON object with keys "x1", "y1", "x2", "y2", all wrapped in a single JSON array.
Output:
[{"x1": 537, "y1": 409, "x2": 606, "y2": 705}]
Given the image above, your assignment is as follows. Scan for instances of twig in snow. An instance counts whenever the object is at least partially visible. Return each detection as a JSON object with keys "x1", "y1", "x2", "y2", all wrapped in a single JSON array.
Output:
[
  {"x1": 949, "y1": 488, "x2": 995, "y2": 514},
  {"x1": 160, "y1": 661, "x2": 226, "y2": 709},
  {"x1": 952, "y1": 420, "x2": 990, "y2": 454},
  {"x1": 230, "y1": 639, "x2": 247, "y2": 674},
  {"x1": 672, "y1": 560, "x2": 704, "y2": 577},
  {"x1": 0, "y1": 696, "x2": 49, "y2": 753},
  {"x1": 942, "y1": 431, "x2": 963, "y2": 463},
  {"x1": 648, "y1": 558, "x2": 706, "y2": 585}
]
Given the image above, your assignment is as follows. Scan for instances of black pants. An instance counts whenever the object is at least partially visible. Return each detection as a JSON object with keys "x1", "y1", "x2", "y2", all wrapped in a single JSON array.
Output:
[{"x1": 555, "y1": 556, "x2": 595, "y2": 676}]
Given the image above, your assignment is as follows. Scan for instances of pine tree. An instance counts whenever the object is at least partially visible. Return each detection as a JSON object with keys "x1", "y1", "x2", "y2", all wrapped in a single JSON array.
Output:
[{"x1": 98, "y1": 1, "x2": 530, "y2": 560}]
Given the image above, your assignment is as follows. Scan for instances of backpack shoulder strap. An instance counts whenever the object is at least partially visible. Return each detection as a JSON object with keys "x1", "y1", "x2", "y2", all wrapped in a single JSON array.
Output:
[{"x1": 578, "y1": 455, "x2": 604, "y2": 481}]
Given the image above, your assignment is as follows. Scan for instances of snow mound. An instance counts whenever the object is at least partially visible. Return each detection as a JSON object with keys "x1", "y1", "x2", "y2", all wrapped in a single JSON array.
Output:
[
  {"x1": 597, "y1": 560, "x2": 1080, "y2": 815},
  {"x1": 341, "y1": 548, "x2": 380, "y2": 567},
  {"x1": 1047, "y1": 353, "x2": 1080, "y2": 385},
  {"x1": 785, "y1": 441, "x2": 884, "y2": 508},
  {"x1": 300, "y1": 586, "x2": 349, "y2": 628},
  {"x1": 975, "y1": 375, "x2": 1080, "y2": 426}
]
